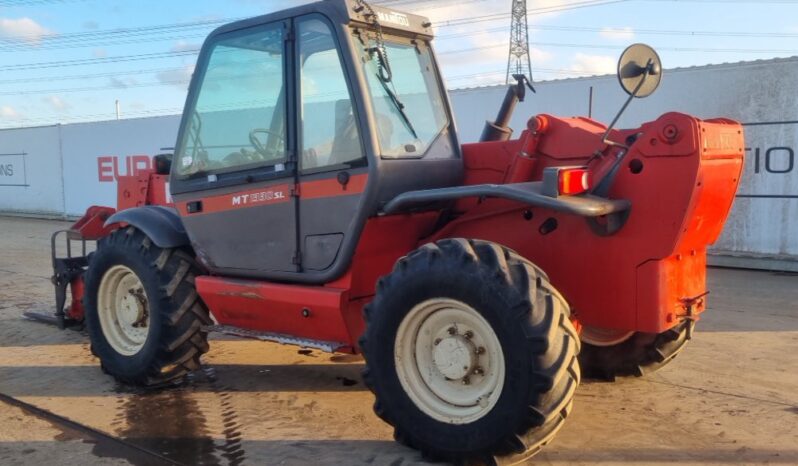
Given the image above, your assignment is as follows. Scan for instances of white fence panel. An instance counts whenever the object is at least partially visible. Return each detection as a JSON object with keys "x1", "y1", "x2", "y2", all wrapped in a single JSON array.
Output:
[
  {"x1": 60, "y1": 116, "x2": 181, "y2": 216},
  {"x1": 713, "y1": 122, "x2": 798, "y2": 263},
  {"x1": 1, "y1": 57, "x2": 797, "y2": 268},
  {"x1": 449, "y1": 58, "x2": 798, "y2": 267},
  {"x1": 0, "y1": 125, "x2": 64, "y2": 216}
]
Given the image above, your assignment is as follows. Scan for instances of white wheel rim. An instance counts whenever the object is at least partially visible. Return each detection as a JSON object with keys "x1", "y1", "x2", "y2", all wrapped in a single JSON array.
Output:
[
  {"x1": 581, "y1": 325, "x2": 635, "y2": 347},
  {"x1": 97, "y1": 265, "x2": 150, "y2": 356},
  {"x1": 394, "y1": 298, "x2": 505, "y2": 424}
]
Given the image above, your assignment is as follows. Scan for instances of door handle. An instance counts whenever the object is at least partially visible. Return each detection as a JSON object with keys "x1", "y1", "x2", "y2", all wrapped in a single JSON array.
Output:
[{"x1": 186, "y1": 200, "x2": 203, "y2": 214}]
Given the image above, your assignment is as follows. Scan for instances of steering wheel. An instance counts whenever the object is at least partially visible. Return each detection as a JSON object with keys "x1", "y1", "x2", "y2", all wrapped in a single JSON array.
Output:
[{"x1": 249, "y1": 128, "x2": 284, "y2": 158}]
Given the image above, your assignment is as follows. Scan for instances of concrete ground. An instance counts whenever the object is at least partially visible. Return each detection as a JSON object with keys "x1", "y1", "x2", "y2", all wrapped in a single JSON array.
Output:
[{"x1": 0, "y1": 215, "x2": 796, "y2": 466}]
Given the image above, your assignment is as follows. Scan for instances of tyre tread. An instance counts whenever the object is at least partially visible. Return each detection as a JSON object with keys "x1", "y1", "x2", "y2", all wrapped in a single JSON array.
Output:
[
  {"x1": 579, "y1": 320, "x2": 691, "y2": 380},
  {"x1": 361, "y1": 238, "x2": 580, "y2": 464},
  {"x1": 84, "y1": 227, "x2": 211, "y2": 388}
]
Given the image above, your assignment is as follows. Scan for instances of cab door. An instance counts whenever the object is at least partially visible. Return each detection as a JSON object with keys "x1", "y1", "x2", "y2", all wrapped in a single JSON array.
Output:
[
  {"x1": 295, "y1": 16, "x2": 368, "y2": 273},
  {"x1": 171, "y1": 21, "x2": 300, "y2": 276}
]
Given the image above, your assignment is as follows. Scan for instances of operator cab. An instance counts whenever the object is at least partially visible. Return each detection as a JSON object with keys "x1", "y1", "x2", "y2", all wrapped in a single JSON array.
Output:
[{"x1": 169, "y1": 0, "x2": 461, "y2": 282}]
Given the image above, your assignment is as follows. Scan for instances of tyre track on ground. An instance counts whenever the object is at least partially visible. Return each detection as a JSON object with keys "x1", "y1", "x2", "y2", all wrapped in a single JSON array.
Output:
[{"x1": 0, "y1": 391, "x2": 184, "y2": 466}]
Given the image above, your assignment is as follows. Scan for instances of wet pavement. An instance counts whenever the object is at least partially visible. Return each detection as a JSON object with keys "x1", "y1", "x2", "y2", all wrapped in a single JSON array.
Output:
[{"x1": 1, "y1": 216, "x2": 797, "y2": 465}]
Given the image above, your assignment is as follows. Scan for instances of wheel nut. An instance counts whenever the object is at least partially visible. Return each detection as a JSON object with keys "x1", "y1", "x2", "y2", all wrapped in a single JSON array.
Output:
[
  {"x1": 476, "y1": 347, "x2": 486, "y2": 355},
  {"x1": 473, "y1": 367, "x2": 484, "y2": 376},
  {"x1": 463, "y1": 330, "x2": 474, "y2": 339},
  {"x1": 447, "y1": 327, "x2": 457, "y2": 335},
  {"x1": 434, "y1": 338, "x2": 442, "y2": 346},
  {"x1": 462, "y1": 376, "x2": 470, "y2": 385}
]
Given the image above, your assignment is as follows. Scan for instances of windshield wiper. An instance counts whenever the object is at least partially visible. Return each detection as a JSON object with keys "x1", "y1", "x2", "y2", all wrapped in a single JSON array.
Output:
[
  {"x1": 365, "y1": 42, "x2": 418, "y2": 141},
  {"x1": 183, "y1": 168, "x2": 211, "y2": 180},
  {"x1": 377, "y1": 75, "x2": 418, "y2": 140}
]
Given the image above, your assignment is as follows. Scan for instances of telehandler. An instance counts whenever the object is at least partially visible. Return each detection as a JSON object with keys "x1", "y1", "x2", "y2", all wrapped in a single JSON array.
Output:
[{"x1": 38, "y1": 0, "x2": 744, "y2": 463}]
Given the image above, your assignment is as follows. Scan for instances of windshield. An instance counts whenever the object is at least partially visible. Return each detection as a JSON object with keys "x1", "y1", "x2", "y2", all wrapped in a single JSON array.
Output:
[{"x1": 353, "y1": 32, "x2": 448, "y2": 158}]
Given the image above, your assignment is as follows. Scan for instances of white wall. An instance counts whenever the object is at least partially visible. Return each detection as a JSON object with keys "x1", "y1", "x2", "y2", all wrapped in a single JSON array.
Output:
[
  {"x1": 60, "y1": 115, "x2": 181, "y2": 216},
  {"x1": 450, "y1": 57, "x2": 798, "y2": 263},
  {"x1": 1, "y1": 57, "x2": 796, "y2": 266},
  {"x1": 714, "y1": 123, "x2": 798, "y2": 260},
  {"x1": 0, "y1": 125, "x2": 64, "y2": 216},
  {"x1": 449, "y1": 57, "x2": 798, "y2": 143}
]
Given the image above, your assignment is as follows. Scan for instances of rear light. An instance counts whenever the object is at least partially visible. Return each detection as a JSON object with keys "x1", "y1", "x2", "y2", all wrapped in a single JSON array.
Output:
[{"x1": 558, "y1": 167, "x2": 591, "y2": 195}]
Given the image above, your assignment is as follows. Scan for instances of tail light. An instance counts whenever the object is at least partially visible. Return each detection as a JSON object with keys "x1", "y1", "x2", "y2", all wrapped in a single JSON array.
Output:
[
  {"x1": 559, "y1": 168, "x2": 591, "y2": 195},
  {"x1": 542, "y1": 166, "x2": 591, "y2": 197}
]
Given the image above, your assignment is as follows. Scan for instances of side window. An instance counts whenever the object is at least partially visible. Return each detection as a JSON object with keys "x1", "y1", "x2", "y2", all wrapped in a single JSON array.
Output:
[
  {"x1": 177, "y1": 25, "x2": 286, "y2": 177},
  {"x1": 299, "y1": 19, "x2": 363, "y2": 170}
]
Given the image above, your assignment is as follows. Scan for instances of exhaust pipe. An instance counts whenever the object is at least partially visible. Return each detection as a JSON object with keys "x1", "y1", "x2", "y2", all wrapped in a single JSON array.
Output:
[{"x1": 480, "y1": 74, "x2": 535, "y2": 142}]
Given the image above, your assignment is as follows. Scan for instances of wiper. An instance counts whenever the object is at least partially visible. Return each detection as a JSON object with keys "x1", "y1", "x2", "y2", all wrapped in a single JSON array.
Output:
[
  {"x1": 365, "y1": 41, "x2": 418, "y2": 141},
  {"x1": 183, "y1": 168, "x2": 210, "y2": 180},
  {"x1": 377, "y1": 75, "x2": 418, "y2": 140}
]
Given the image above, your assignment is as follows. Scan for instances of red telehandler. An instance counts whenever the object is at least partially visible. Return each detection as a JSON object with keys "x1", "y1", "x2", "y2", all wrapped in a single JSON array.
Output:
[{"x1": 36, "y1": 1, "x2": 744, "y2": 463}]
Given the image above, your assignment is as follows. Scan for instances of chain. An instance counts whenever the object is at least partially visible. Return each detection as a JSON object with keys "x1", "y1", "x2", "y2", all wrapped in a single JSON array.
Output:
[{"x1": 353, "y1": 0, "x2": 392, "y2": 82}]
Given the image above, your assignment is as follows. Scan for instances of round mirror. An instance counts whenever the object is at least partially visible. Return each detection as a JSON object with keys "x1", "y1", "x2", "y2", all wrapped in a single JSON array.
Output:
[{"x1": 617, "y1": 43, "x2": 662, "y2": 98}]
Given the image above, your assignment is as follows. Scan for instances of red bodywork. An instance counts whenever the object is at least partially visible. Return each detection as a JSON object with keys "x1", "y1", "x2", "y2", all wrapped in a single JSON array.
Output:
[
  {"x1": 68, "y1": 112, "x2": 743, "y2": 352},
  {"x1": 58, "y1": 170, "x2": 172, "y2": 320},
  {"x1": 435, "y1": 112, "x2": 743, "y2": 333}
]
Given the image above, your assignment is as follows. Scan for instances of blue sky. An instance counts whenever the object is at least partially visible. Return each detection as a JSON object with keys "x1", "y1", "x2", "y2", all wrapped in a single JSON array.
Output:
[{"x1": 0, "y1": 0, "x2": 797, "y2": 128}]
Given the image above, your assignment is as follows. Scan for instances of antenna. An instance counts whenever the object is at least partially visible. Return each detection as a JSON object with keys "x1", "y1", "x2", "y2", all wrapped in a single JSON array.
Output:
[{"x1": 506, "y1": 0, "x2": 533, "y2": 85}]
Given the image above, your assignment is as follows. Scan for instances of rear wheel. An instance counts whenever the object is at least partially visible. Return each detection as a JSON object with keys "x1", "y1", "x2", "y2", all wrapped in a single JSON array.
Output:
[
  {"x1": 578, "y1": 321, "x2": 692, "y2": 380},
  {"x1": 84, "y1": 227, "x2": 212, "y2": 387},
  {"x1": 360, "y1": 239, "x2": 580, "y2": 465}
]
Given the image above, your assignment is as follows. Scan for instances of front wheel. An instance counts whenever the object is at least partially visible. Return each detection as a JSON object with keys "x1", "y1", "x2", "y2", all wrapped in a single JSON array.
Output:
[
  {"x1": 84, "y1": 227, "x2": 212, "y2": 387},
  {"x1": 360, "y1": 239, "x2": 580, "y2": 465}
]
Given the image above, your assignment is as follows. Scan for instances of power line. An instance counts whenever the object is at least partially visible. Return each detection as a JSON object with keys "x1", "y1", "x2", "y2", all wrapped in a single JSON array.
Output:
[
  {"x1": 3, "y1": 37, "x2": 797, "y2": 95},
  {"x1": 3, "y1": 0, "x2": 798, "y2": 126},
  {"x1": 0, "y1": 50, "x2": 197, "y2": 72},
  {"x1": 0, "y1": 18, "x2": 233, "y2": 51},
  {"x1": 0, "y1": 65, "x2": 187, "y2": 85},
  {"x1": 433, "y1": 0, "x2": 631, "y2": 28},
  {"x1": 438, "y1": 23, "x2": 798, "y2": 40},
  {"x1": 440, "y1": 41, "x2": 798, "y2": 55},
  {"x1": 0, "y1": 0, "x2": 89, "y2": 6}
]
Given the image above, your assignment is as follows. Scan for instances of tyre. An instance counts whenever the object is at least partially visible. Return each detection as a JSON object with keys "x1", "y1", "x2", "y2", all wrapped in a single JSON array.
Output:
[
  {"x1": 84, "y1": 226, "x2": 212, "y2": 387},
  {"x1": 578, "y1": 321, "x2": 692, "y2": 380},
  {"x1": 360, "y1": 238, "x2": 580, "y2": 465}
]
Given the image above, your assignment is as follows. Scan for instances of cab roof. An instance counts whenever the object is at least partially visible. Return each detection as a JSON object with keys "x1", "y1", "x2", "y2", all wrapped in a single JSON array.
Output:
[{"x1": 210, "y1": 0, "x2": 434, "y2": 40}]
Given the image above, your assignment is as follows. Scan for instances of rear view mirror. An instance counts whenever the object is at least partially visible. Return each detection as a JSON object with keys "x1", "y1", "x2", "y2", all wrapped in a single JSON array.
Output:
[
  {"x1": 600, "y1": 44, "x2": 664, "y2": 150},
  {"x1": 617, "y1": 43, "x2": 662, "y2": 98}
]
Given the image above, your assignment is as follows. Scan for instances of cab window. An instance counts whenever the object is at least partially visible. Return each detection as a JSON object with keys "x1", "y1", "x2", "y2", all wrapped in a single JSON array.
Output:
[
  {"x1": 177, "y1": 25, "x2": 287, "y2": 177},
  {"x1": 299, "y1": 19, "x2": 363, "y2": 170}
]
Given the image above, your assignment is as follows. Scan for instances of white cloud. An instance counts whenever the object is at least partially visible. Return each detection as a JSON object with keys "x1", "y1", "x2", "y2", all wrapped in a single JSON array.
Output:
[
  {"x1": 156, "y1": 65, "x2": 195, "y2": 89},
  {"x1": 109, "y1": 76, "x2": 128, "y2": 89},
  {"x1": 0, "y1": 17, "x2": 53, "y2": 44},
  {"x1": 170, "y1": 40, "x2": 201, "y2": 53},
  {"x1": 0, "y1": 106, "x2": 20, "y2": 119},
  {"x1": 43, "y1": 96, "x2": 70, "y2": 112},
  {"x1": 599, "y1": 27, "x2": 635, "y2": 41},
  {"x1": 570, "y1": 53, "x2": 616, "y2": 76},
  {"x1": 530, "y1": 47, "x2": 553, "y2": 63}
]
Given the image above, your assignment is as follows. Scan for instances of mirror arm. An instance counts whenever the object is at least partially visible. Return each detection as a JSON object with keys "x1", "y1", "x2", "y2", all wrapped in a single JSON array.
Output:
[{"x1": 601, "y1": 58, "x2": 653, "y2": 149}]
